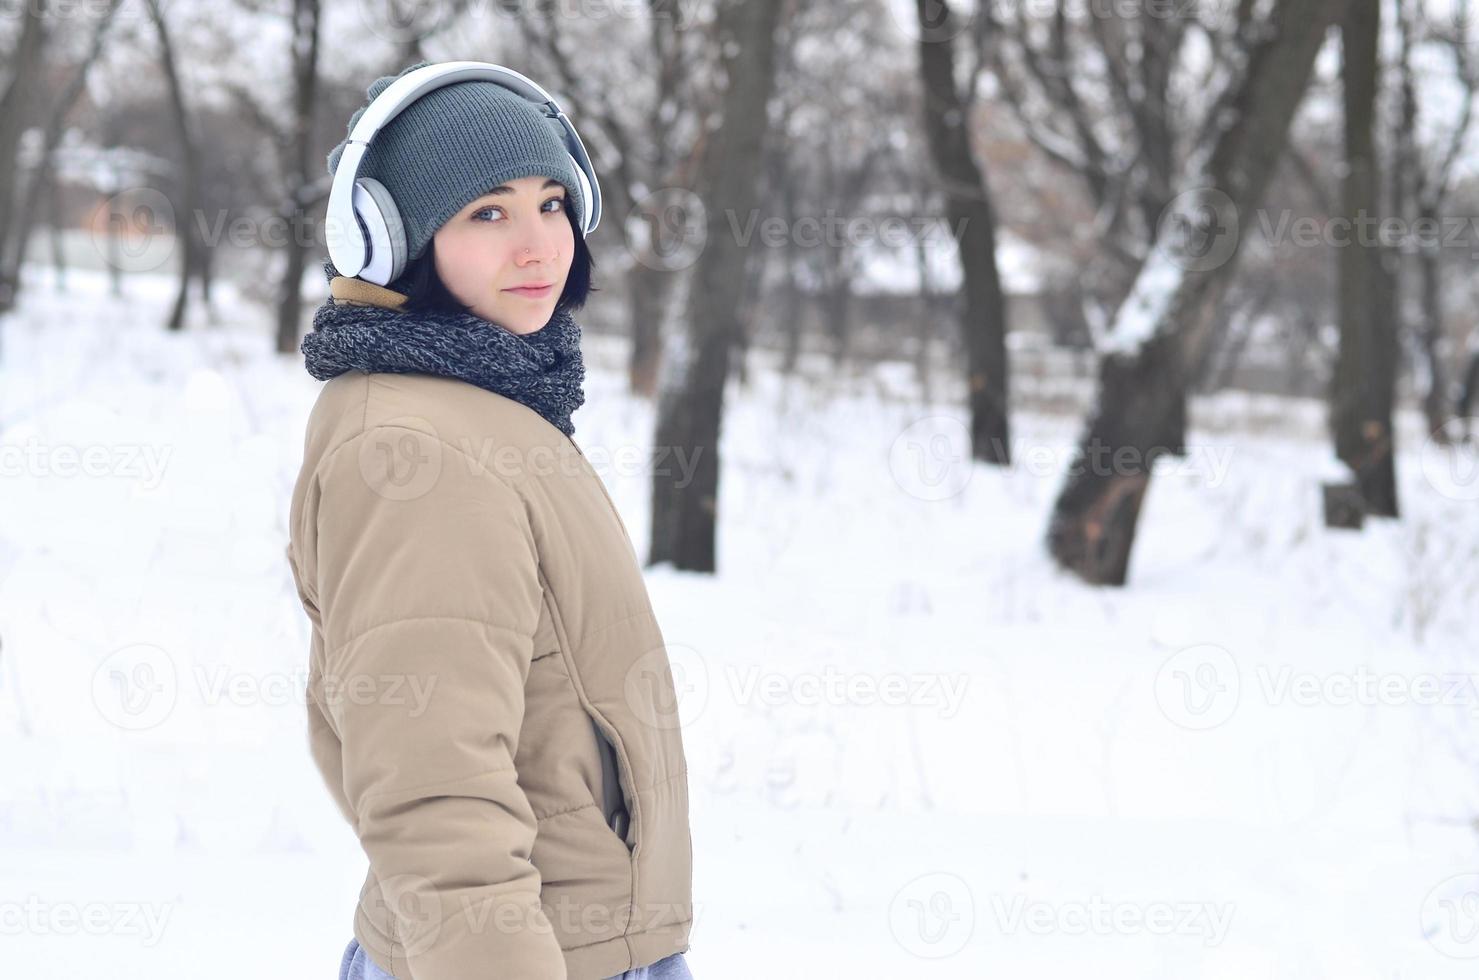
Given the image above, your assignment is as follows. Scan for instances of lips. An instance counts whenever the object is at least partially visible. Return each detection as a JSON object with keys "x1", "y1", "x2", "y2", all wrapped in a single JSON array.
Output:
[{"x1": 505, "y1": 282, "x2": 554, "y2": 298}]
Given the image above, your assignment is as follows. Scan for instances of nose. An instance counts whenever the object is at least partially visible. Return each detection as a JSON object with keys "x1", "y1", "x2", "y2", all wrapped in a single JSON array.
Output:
[{"x1": 515, "y1": 222, "x2": 560, "y2": 267}]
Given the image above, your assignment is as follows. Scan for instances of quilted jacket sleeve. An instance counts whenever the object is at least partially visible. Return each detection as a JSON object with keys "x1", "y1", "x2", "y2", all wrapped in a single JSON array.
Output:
[{"x1": 312, "y1": 424, "x2": 567, "y2": 980}]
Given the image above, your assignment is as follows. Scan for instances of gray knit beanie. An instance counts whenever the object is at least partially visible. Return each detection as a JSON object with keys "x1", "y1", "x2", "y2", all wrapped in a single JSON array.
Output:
[{"x1": 326, "y1": 60, "x2": 587, "y2": 265}]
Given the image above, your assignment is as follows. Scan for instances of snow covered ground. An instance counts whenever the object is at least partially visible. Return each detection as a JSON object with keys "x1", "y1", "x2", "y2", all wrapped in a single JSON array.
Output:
[{"x1": 3, "y1": 264, "x2": 1478, "y2": 979}]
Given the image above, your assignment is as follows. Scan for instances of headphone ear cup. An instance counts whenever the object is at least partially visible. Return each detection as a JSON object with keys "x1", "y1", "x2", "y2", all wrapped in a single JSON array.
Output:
[
  {"x1": 568, "y1": 154, "x2": 596, "y2": 235},
  {"x1": 351, "y1": 176, "x2": 408, "y2": 286}
]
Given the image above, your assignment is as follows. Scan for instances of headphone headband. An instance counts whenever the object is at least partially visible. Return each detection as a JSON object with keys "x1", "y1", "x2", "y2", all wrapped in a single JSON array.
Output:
[{"x1": 326, "y1": 61, "x2": 602, "y2": 281}]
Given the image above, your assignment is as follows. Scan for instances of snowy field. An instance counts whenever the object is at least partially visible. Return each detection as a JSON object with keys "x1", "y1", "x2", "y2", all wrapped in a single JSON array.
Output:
[{"x1": 3, "y1": 264, "x2": 1479, "y2": 979}]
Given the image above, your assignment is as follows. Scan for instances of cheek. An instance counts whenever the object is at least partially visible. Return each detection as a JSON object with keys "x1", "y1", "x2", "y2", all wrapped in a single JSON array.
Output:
[
  {"x1": 438, "y1": 232, "x2": 513, "y2": 291},
  {"x1": 557, "y1": 223, "x2": 576, "y2": 271}
]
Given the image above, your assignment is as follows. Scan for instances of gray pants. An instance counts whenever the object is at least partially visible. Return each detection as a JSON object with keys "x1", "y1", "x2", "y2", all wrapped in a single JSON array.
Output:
[{"x1": 338, "y1": 937, "x2": 694, "y2": 980}]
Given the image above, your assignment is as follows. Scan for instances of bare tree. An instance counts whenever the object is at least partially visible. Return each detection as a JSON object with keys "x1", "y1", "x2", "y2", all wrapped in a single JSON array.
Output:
[
  {"x1": 272, "y1": 0, "x2": 323, "y2": 354},
  {"x1": 1329, "y1": 0, "x2": 1399, "y2": 520},
  {"x1": 0, "y1": 0, "x2": 123, "y2": 315},
  {"x1": 914, "y1": 0, "x2": 1011, "y2": 464},
  {"x1": 1195, "y1": 280, "x2": 1276, "y2": 392},
  {"x1": 515, "y1": 0, "x2": 708, "y2": 397},
  {"x1": 708, "y1": 0, "x2": 916, "y2": 385},
  {"x1": 144, "y1": 0, "x2": 205, "y2": 332},
  {"x1": 1394, "y1": 0, "x2": 1476, "y2": 442},
  {"x1": 1046, "y1": 0, "x2": 1353, "y2": 585},
  {"x1": 985, "y1": 2, "x2": 1195, "y2": 325},
  {"x1": 648, "y1": 0, "x2": 790, "y2": 572},
  {"x1": 0, "y1": 1, "x2": 53, "y2": 313},
  {"x1": 1458, "y1": 348, "x2": 1479, "y2": 440}
]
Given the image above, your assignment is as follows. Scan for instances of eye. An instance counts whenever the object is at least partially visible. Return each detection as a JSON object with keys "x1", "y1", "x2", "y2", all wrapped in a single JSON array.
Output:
[{"x1": 470, "y1": 197, "x2": 565, "y2": 222}]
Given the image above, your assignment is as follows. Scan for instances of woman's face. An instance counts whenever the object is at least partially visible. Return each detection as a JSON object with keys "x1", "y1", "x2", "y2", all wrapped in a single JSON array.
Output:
[{"x1": 432, "y1": 175, "x2": 575, "y2": 335}]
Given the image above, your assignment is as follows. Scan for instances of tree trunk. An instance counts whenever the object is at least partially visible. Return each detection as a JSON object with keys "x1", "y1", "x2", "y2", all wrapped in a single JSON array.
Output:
[
  {"x1": 1457, "y1": 350, "x2": 1479, "y2": 442},
  {"x1": 273, "y1": 0, "x2": 322, "y2": 354},
  {"x1": 822, "y1": 243, "x2": 853, "y2": 368},
  {"x1": 627, "y1": 260, "x2": 674, "y2": 398},
  {"x1": 1198, "y1": 284, "x2": 1274, "y2": 393},
  {"x1": 915, "y1": 0, "x2": 1011, "y2": 464},
  {"x1": 0, "y1": 2, "x2": 51, "y2": 312},
  {"x1": 46, "y1": 170, "x2": 66, "y2": 287},
  {"x1": 1330, "y1": 0, "x2": 1399, "y2": 518},
  {"x1": 1415, "y1": 202, "x2": 1450, "y2": 442},
  {"x1": 648, "y1": 0, "x2": 787, "y2": 572},
  {"x1": 0, "y1": 0, "x2": 121, "y2": 314},
  {"x1": 199, "y1": 232, "x2": 216, "y2": 308},
  {"x1": 913, "y1": 209, "x2": 941, "y2": 401},
  {"x1": 146, "y1": 0, "x2": 201, "y2": 332},
  {"x1": 1392, "y1": 0, "x2": 1451, "y2": 443},
  {"x1": 1047, "y1": 0, "x2": 1352, "y2": 585},
  {"x1": 779, "y1": 246, "x2": 805, "y2": 376}
]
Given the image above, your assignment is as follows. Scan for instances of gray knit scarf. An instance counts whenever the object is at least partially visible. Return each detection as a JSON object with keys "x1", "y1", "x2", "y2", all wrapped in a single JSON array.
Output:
[{"x1": 301, "y1": 261, "x2": 586, "y2": 436}]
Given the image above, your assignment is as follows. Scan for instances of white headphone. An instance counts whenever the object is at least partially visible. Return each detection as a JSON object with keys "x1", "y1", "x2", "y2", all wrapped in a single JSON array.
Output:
[{"x1": 326, "y1": 60, "x2": 603, "y2": 287}]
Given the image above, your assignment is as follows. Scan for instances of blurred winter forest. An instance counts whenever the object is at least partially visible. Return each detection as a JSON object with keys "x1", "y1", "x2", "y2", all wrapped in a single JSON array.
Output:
[
  {"x1": 6, "y1": 1, "x2": 1479, "y2": 976},
  {"x1": 2, "y1": 0, "x2": 1477, "y2": 581}
]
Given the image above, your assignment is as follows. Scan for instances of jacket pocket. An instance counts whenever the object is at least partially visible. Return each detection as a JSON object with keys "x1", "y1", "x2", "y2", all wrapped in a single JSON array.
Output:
[{"x1": 590, "y1": 717, "x2": 633, "y2": 853}]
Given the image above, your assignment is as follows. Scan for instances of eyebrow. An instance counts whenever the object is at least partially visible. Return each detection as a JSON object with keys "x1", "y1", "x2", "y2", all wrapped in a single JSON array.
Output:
[{"x1": 479, "y1": 179, "x2": 565, "y2": 200}]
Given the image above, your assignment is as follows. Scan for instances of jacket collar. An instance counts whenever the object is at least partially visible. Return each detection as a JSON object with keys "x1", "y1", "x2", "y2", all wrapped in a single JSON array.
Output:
[{"x1": 329, "y1": 275, "x2": 409, "y2": 312}]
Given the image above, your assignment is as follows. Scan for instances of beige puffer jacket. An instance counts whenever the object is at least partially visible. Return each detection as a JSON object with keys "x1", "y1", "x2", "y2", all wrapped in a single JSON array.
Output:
[{"x1": 286, "y1": 278, "x2": 694, "y2": 980}]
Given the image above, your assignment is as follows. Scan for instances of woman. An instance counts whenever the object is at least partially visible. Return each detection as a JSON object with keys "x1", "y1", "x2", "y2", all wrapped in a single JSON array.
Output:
[{"x1": 286, "y1": 61, "x2": 694, "y2": 980}]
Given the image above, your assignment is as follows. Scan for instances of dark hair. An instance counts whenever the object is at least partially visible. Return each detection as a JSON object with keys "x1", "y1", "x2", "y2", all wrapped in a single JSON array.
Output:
[{"x1": 396, "y1": 203, "x2": 597, "y2": 317}]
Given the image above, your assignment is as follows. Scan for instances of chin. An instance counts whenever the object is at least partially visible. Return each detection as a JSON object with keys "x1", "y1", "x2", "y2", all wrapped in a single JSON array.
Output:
[
  {"x1": 473, "y1": 300, "x2": 541, "y2": 335},
  {"x1": 487, "y1": 312, "x2": 549, "y2": 336},
  {"x1": 517, "y1": 305, "x2": 562, "y2": 333}
]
